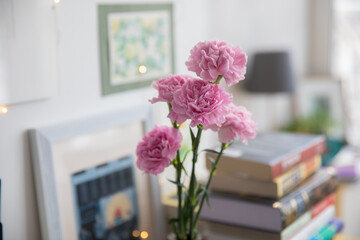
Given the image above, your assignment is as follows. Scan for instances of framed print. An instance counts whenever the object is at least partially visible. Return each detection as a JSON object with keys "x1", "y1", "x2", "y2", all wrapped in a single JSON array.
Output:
[
  {"x1": 297, "y1": 76, "x2": 345, "y2": 139},
  {"x1": 0, "y1": 0, "x2": 57, "y2": 105},
  {"x1": 29, "y1": 106, "x2": 165, "y2": 240},
  {"x1": 98, "y1": 4, "x2": 175, "y2": 95},
  {"x1": 71, "y1": 156, "x2": 138, "y2": 239}
]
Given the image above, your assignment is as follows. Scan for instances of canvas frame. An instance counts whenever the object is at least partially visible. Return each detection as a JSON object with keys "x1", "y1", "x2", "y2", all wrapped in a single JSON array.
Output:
[
  {"x1": 29, "y1": 106, "x2": 164, "y2": 240},
  {"x1": 98, "y1": 3, "x2": 175, "y2": 95}
]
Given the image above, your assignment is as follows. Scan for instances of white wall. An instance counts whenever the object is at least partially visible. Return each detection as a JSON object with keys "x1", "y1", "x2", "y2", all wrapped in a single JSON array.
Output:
[
  {"x1": 208, "y1": 0, "x2": 309, "y2": 131},
  {"x1": 0, "y1": 0, "x2": 207, "y2": 239}
]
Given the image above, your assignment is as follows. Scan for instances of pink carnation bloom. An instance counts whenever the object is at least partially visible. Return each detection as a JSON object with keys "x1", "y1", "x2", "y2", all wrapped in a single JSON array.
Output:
[
  {"x1": 168, "y1": 79, "x2": 232, "y2": 128},
  {"x1": 136, "y1": 126, "x2": 182, "y2": 175},
  {"x1": 149, "y1": 75, "x2": 192, "y2": 103},
  {"x1": 209, "y1": 103, "x2": 257, "y2": 144},
  {"x1": 185, "y1": 40, "x2": 247, "y2": 87}
]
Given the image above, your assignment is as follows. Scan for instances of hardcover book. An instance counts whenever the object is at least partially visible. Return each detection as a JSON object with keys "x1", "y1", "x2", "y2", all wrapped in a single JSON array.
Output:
[
  {"x1": 210, "y1": 155, "x2": 321, "y2": 198},
  {"x1": 308, "y1": 218, "x2": 343, "y2": 240},
  {"x1": 206, "y1": 132, "x2": 326, "y2": 181},
  {"x1": 0, "y1": 179, "x2": 1, "y2": 240},
  {"x1": 205, "y1": 205, "x2": 335, "y2": 240},
  {"x1": 290, "y1": 206, "x2": 336, "y2": 240},
  {"x1": 200, "y1": 168, "x2": 338, "y2": 232},
  {"x1": 163, "y1": 193, "x2": 335, "y2": 240}
]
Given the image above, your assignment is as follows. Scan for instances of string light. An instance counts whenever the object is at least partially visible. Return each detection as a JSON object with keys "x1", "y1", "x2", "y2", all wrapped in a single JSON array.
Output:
[
  {"x1": 138, "y1": 65, "x2": 147, "y2": 74},
  {"x1": 0, "y1": 106, "x2": 8, "y2": 114},
  {"x1": 132, "y1": 230, "x2": 140, "y2": 238},
  {"x1": 140, "y1": 231, "x2": 149, "y2": 239},
  {"x1": 52, "y1": 0, "x2": 61, "y2": 8}
]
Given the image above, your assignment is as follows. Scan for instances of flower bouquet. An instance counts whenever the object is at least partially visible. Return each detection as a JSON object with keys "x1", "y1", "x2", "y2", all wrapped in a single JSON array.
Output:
[{"x1": 136, "y1": 40, "x2": 257, "y2": 240}]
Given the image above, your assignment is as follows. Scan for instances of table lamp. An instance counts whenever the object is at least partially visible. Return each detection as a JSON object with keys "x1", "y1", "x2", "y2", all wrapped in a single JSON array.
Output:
[
  {"x1": 245, "y1": 51, "x2": 296, "y2": 128},
  {"x1": 245, "y1": 51, "x2": 295, "y2": 93}
]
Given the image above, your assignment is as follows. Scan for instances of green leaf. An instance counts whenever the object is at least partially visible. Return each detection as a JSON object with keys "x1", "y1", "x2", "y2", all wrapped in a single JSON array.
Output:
[
  {"x1": 195, "y1": 186, "x2": 210, "y2": 207},
  {"x1": 208, "y1": 157, "x2": 216, "y2": 166},
  {"x1": 224, "y1": 142, "x2": 233, "y2": 150},
  {"x1": 204, "y1": 149, "x2": 221, "y2": 155},
  {"x1": 181, "y1": 150, "x2": 191, "y2": 163},
  {"x1": 168, "y1": 218, "x2": 179, "y2": 224},
  {"x1": 167, "y1": 179, "x2": 186, "y2": 189},
  {"x1": 196, "y1": 186, "x2": 207, "y2": 198},
  {"x1": 193, "y1": 199, "x2": 199, "y2": 207},
  {"x1": 181, "y1": 163, "x2": 188, "y2": 176},
  {"x1": 169, "y1": 221, "x2": 178, "y2": 236},
  {"x1": 196, "y1": 187, "x2": 203, "y2": 196}
]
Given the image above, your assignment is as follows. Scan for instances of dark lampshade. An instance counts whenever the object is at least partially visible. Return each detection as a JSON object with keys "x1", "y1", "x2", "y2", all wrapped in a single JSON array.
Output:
[{"x1": 245, "y1": 51, "x2": 295, "y2": 93}]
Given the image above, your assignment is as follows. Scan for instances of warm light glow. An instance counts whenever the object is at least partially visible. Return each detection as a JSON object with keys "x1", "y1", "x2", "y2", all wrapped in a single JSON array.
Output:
[
  {"x1": 138, "y1": 65, "x2": 147, "y2": 74},
  {"x1": 272, "y1": 202, "x2": 281, "y2": 208},
  {"x1": 132, "y1": 230, "x2": 140, "y2": 238},
  {"x1": 140, "y1": 231, "x2": 149, "y2": 239},
  {"x1": 0, "y1": 106, "x2": 8, "y2": 114},
  {"x1": 54, "y1": 0, "x2": 61, "y2": 4}
]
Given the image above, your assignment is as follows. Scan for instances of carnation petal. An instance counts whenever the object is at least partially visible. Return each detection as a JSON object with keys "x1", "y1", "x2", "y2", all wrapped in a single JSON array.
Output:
[
  {"x1": 136, "y1": 126, "x2": 182, "y2": 175},
  {"x1": 186, "y1": 40, "x2": 247, "y2": 86}
]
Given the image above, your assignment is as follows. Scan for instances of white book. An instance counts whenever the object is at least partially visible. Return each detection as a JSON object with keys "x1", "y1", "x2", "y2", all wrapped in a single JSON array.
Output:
[{"x1": 289, "y1": 204, "x2": 335, "y2": 240}]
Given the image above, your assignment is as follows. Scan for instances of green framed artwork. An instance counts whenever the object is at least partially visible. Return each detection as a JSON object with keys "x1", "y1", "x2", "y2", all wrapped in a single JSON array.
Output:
[{"x1": 98, "y1": 4, "x2": 175, "y2": 95}]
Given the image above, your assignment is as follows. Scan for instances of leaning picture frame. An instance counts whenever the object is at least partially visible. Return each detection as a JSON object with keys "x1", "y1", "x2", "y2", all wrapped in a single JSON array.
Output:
[
  {"x1": 98, "y1": 3, "x2": 175, "y2": 95},
  {"x1": 29, "y1": 106, "x2": 164, "y2": 240},
  {"x1": 297, "y1": 75, "x2": 345, "y2": 139}
]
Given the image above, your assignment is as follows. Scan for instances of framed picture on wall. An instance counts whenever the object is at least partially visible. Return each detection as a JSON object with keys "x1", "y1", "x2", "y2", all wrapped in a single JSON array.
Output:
[
  {"x1": 0, "y1": 0, "x2": 58, "y2": 106},
  {"x1": 98, "y1": 3, "x2": 175, "y2": 95},
  {"x1": 29, "y1": 106, "x2": 165, "y2": 240}
]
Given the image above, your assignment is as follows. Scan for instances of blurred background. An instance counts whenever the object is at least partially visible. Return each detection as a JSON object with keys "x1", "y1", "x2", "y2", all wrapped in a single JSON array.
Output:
[{"x1": 1, "y1": 0, "x2": 360, "y2": 239}]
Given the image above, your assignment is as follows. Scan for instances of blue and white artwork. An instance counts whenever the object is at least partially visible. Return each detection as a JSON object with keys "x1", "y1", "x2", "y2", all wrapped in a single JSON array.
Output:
[{"x1": 71, "y1": 156, "x2": 138, "y2": 240}]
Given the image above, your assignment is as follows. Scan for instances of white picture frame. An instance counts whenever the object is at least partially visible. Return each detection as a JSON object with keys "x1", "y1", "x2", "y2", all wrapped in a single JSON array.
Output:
[
  {"x1": 29, "y1": 106, "x2": 165, "y2": 240},
  {"x1": 0, "y1": 0, "x2": 57, "y2": 105},
  {"x1": 297, "y1": 76, "x2": 345, "y2": 139}
]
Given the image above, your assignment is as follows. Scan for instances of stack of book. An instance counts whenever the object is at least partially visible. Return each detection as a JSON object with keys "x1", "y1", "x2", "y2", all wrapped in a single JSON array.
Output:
[{"x1": 200, "y1": 132, "x2": 342, "y2": 240}]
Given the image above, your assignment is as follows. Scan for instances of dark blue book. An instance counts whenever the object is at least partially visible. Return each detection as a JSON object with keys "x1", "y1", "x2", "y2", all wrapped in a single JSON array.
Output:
[{"x1": 0, "y1": 179, "x2": 2, "y2": 240}]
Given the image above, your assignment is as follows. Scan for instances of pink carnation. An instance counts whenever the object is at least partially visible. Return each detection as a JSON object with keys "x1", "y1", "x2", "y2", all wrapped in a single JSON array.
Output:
[
  {"x1": 149, "y1": 75, "x2": 192, "y2": 103},
  {"x1": 185, "y1": 40, "x2": 247, "y2": 86},
  {"x1": 136, "y1": 126, "x2": 182, "y2": 175},
  {"x1": 168, "y1": 79, "x2": 232, "y2": 128},
  {"x1": 210, "y1": 103, "x2": 257, "y2": 144}
]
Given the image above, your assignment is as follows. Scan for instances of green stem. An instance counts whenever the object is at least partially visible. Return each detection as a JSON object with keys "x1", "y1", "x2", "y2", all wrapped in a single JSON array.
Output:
[
  {"x1": 175, "y1": 150, "x2": 185, "y2": 237},
  {"x1": 187, "y1": 125, "x2": 203, "y2": 239},
  {"x1": 193, "y1": 143, "x2": 226, "y2": 228},
  {"x1": 167, "y1": 102, "x2": 185, "y2": 238}
]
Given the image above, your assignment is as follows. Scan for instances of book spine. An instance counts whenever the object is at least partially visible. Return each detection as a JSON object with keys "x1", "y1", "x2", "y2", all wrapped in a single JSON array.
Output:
[
  {"x1": 279, "y1": 173, "x2": 338, "y2": 227},
  {"x1": 271, "y1": 139, "x2": 326, "y2": 179},
  {"x1": 309, "y1": 218, "x2": 344, "y2": 240},
  {"x1": 311, "y1": 193, "x2": 335, "y2": 218},
  {"x1": 281, "y1": 211, "x2": 312, "y2": 240},
  {"x1": 281, "y1": 193, "x2": 335, "y2": 240},
  {"x1": 276, "y1": 156, "x2": 321, "y2": 197},
  {"x1": 290, "y1": 205, "x2": 335, "y2": 240}
]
